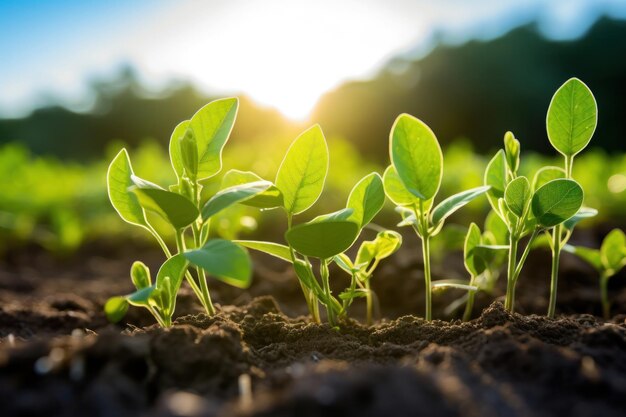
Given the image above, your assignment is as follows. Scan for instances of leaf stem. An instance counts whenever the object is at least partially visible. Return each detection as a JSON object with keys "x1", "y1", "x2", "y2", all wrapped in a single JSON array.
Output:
[
  {"x1": 463, "y1": 274, "x2": 477, "y2": 321},
  {"x1": 320, "y1": 259, "x2": 336, "y2": 326},
  {"x1": 547, "y1": 224, "x2": 562, "y2": 318}
]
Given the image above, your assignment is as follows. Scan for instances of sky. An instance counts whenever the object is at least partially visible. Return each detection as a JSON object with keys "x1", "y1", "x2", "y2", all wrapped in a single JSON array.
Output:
[{"x1": 1, "y1": 0, "x2": 626, "y2": 120}]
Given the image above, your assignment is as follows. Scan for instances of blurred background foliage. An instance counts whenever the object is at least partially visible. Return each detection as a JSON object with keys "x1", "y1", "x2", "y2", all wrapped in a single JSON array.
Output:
[{"x1": 1, "y1": 13, "x2": 626, "y2": 255}]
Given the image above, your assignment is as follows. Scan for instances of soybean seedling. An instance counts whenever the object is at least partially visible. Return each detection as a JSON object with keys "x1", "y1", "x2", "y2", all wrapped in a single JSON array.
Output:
[
  {"x1": 564, "y1": 229, "x2": 626, "y2": 319},
  {"x1": 105, "y1": 98, "x2": 270, "y2": 325},
  {"x1": 235, "y1": 127, "x2": 387, "y2": 326},
  {"x1": 484, "y1": 129, "x2": 590, "y2": 313},
  {"x1": 384, "y1": 113, "x2": 490, "y2": 321},
  {"x1": 543, "y1": 78, "x2": 598, "y2": 317},
  {"x1": 334, "y1": 229, "x2": 402, "y2": 325}
]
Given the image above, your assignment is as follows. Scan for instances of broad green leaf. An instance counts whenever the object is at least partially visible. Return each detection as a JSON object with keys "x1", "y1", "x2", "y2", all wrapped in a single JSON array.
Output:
[
  {"x1": 286, "y1": 216, "x2": 360, "y2": 259},
  {"x1": 504, "y1": 176, "x2": 531, "y2": 218},
  {"x1": 107, "y1": 149, "x2": 147, "y2": 227},
  {"x1": 484, "y1": 150, "x2": 507, "y2": 212},
  {"x1": 547, "y1": 78, "x2": 597, "y2": 158},
  {"x1": 155, "y1": 254, "x2": 188, "y2": 295},
  {"x1": 190, "y1": 98, "x2": 239, "y2": 179},
  {"x1": 431, "y1": 186, "x2": 490, "y2": 226},
  {"x1": 235, "y1": 240, "x2": 292, "y2": 263},
  {"x1": 464, "y1": 223, "x2": 484, "y2": 276},
  {"x1": 275, "y1": 125, "x2": 328, "y2": 215},
  {"x1": 563, "y1": 244, "x2": 602, "y2": 272},
  {"x1": 222, "y1": 170, "x2": 283, "y2": 209},
  {"x1": 346, "y1": 172, "x2": 384, "y2": 228},
  {"x1": 600, "y1": 229, "x2": 626, "y2": 272},
  {"x1": 184, "y1": 239, "x2": 252, "y2": 288},
  {"x1": 390, "y1": 113, "x2": 443, "y2": 200},
  {"x1": 131, "y1": 261, "x2": 151, "y2": 290},
  {"x1": 563, "y1": 207, "x2": 598, "y2": 231},
  {"x1": 382, "y1": 165, "x2": 421, "y2": 206},
  {"x1": 531, "y1": 179, "x2": 584, "y2": 228},
  {"x1": 132, "y1": 187, "x2": 199, "y2": 229},
  {"x1": 532, "y1": 166, "x2": 565, "y2": 191},
  {"x1": 104, "y1": 296, "x2": 129, "y2": 323},
  {"x1": 127, "y1": 285, "x2": 156, "y2": 307},
  {"x1": 503, "y1": 131, "x2": 520, "y2": 173},
  {"x1": 484, "y1": 210, "x2": 509, "y2": 245},
  {"x1": 201, "y1": 181, "x2": 272, "y2": 221},
  {"x1": 169, "y1": 120, "x2": 190, "y2": 180},
  {"x1": 356, "y1": 230, "x2": 402, "y2": 266}
]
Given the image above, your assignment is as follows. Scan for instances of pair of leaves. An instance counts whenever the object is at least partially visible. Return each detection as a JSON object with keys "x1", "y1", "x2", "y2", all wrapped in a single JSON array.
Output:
[{"x1": 170, "y1": 98, "x2": 239, "y2": 181}]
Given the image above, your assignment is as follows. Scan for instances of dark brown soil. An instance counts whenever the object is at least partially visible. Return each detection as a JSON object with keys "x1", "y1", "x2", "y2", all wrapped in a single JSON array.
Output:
[{"x1": 1, "y1": 232, "x2": 626, "y2": 417}]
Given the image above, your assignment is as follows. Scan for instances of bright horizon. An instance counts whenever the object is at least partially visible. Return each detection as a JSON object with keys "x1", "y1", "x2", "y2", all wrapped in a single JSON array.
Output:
[{"x1": 1, "y1": 0, "x2": 626, "y2": 120}]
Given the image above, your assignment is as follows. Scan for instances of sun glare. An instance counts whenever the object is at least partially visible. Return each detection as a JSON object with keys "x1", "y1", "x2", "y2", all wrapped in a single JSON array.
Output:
[{"x1": 134, "y1": 0, "x2": 423, "y2": 120}]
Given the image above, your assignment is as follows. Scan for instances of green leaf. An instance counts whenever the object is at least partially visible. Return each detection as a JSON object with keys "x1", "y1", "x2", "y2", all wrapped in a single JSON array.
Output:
[
  {"x1": 154, "y1": 254, "x2": 188, "y2": 311},
  {"x1": 532, "y1": 166, "x2": 565, "y2": 191},
  {"x1": 104, "y1": 296, "x2": 129, "y2": 323},
  {"x1": 473, "y1": 245, "x2": 509, "y2": 265},
  {"x1": 155, "y1": 254, "x2": 188, "y2": 295},
  {"x1": 275, "y1": 125, "x2": 329, "y2": 215},
  {"x1": 346, "y1": 172, "x2": 384, "y2": 228},
  {"x1": 484, "y1": 210, "x2": 509, "y2": 245},
  {"x1": 222, "y1": 170, "x2": 283, "y2": 209},
  {"x1": 390, "y1": 113, "x2": 443, "y2": 200},
  {"x1": 382, "y1": 165, "x2": 421, "y2": 206},
  {"x1": 201, "y1": 181, "x2": 272, "y2": 221},
  {"x1": 484, "y1": 150, "x2": 507, "y2": 213},
  {"x1": 179, "y1": 126, "x2": 199, "y2": 180},
  {"x1": 310, "y1": 207, "x2": 354, "y2": 222},
  {"x1": 169, "y1": 120, "x2": 190, "y2": 180},
  {"x1": 293, "y1": 259, "x2": 315, "y2": 289},
  {"x1": 132, "y1": 187, "x2": 199, "y2": 229},
  {"x1": 234, "y1": 240, "x2": 293, "y2": 263},
  {"x1": 184, "y1": 239, "x2": 252, "y2": 288},
  {"x1": 190, "y1": 98, "x2": 239, "y2": 179},
  {"x1": 130, "y1": 261, "x2": 151, "y2": 290},
  {"x1": 107, "y1": 149, "x2": 147, "y2": 228},
  {"x1": 127, "y1": 286, "x2": 156, "y2": 307},
  {"x1": 503, "y1": 131, "x2": 520, "y2": 173},
  {"x1": 504, "y1": 176, "x2": 531, "y2": 218},
  {"x1": 546, "y1": 78, "x2": 598, "y2": 158},
  {"x1": 531, "y1": 179, "x2": 584, "y2": 228},
  {"x1": 563, "y1": 244, "x2": 602, "y2": 272},
  {"x1": 600, "y1": 229, "x2": 626, "y2": 272},
  {"x1": 356, "y1": 230, "x2": 402, "y2": 266},
  {"x1": 563, "y1": 207, "x2": 598, "y2": 231},
  {"x1": 464, "y1": 223, "x2": 484, "y2": 276},
  {"x1": 431, "y1": 186, "x2": 490, "y2": 226},
  {"x1": 286, "y1": 213, "x2": 360, "y2": 259},
  {"x1": 333, "y1": 253, "x2": 355, "y2": 274}
]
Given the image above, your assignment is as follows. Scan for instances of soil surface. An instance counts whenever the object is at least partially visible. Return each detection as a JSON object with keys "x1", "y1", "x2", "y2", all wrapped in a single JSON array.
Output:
[{"x1": 1, "y1": 230, "x2": 626, "y2": 417}]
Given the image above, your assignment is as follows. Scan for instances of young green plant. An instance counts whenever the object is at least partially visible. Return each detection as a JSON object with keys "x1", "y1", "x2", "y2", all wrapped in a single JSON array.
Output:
[
  {"x1": 484, "y1": 131, "x2": 588, "y2": 313},
  {"x1": 384, "y1": 113, "x2": 490, "y2": 320},
  {"x1": 105, "y1": 98, "x2": 269, "y2": 325},
  {"x1": 334, "y1": 229, "x2": 402, "y2": 325},
  {"x1": 564, "y1": 229, "x2": 626, "y2": 319},
  {"x1": 235, "y1": 127, "x2": 387, "y2": 325}
]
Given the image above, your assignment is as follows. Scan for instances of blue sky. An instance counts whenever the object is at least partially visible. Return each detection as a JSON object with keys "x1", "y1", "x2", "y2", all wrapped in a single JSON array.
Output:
[{"x1": 1, "y1": 0, "x2": 626, "y2": 119}]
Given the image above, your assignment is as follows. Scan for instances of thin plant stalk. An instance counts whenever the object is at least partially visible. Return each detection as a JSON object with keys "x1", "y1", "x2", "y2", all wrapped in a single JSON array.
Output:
[
  {"x1": 463, "y1": 275, "x2": 477, "y2": 321},
  {"x1": 505, "y1": 238, "x2": 519, "y2": 311},
  {"x1": 547, "y1": 155, "x2": 573, "y2": 318}
]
